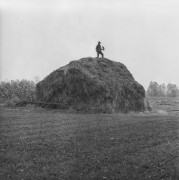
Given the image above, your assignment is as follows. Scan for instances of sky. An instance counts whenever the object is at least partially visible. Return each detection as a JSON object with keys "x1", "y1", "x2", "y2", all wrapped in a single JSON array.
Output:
[{"x1": 0, "y1": 0, "x2": 179, "y2": 90}]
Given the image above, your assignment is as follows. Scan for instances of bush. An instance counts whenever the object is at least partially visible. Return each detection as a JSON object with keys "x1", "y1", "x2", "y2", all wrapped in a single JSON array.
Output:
[{"x1": 5, "y1": 97, "x2": 19, "y2": 107}]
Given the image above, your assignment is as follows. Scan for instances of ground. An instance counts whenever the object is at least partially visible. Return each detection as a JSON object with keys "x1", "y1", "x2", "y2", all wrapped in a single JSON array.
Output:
[{"x1": 0, "y1": 97, "x2": 179, "y2": 179}]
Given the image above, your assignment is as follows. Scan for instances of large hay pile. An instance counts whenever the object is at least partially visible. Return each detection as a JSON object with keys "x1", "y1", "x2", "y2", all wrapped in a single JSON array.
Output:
[{"x1": 36, "y1": 57, "x2": 146, "y2": 113}]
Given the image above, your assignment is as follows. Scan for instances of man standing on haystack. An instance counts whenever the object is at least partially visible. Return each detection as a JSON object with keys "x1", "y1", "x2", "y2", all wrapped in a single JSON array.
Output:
[{"x1": 96, "y1": 41, "x2": 104, "y2": 58}]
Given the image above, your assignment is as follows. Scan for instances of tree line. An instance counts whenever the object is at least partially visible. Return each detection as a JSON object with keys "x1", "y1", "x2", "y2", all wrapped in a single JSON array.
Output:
[
  {"x1": 147, "y1": 81, "x2": 179, "y2": 97},
  {"x1": 0, "y1": 80, "x2": 36, "y2": 105},
  {"x1": 0, "y1": 79, "x2": 178, "y2": 107}
]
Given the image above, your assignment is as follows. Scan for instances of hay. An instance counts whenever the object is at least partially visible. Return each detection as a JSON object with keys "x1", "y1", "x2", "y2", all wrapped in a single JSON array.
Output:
[{"x1": 36, "y1": 57, "x2": 146, "y2": 113}]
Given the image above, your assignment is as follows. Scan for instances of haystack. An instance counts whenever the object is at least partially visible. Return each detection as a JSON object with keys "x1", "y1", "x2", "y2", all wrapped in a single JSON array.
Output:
[{"x1": 36, "y1": 57, "x2": 146, "y2": 113}]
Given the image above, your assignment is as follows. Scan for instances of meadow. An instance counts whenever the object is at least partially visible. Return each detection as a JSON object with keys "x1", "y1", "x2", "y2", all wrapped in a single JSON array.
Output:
[{"x1": 0, "y1": 97, "x2": 179, "y2": 179}]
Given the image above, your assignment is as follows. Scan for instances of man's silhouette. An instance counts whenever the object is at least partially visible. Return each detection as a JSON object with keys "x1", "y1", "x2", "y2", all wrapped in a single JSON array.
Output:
[{"x1": 96, "y1": 41, "x2": 104, "y2": 58}]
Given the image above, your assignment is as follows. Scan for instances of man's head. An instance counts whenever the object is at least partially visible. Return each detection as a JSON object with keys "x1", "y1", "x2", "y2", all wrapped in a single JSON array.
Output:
[{"x1": 98, "y1": 41, "x2": 101, "y2": 44}]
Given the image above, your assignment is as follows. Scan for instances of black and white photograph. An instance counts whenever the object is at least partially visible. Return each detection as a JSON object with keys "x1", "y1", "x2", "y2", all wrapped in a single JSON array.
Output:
[{"x1": 0, "y1": 0, "x2": 179, "y2": 179}]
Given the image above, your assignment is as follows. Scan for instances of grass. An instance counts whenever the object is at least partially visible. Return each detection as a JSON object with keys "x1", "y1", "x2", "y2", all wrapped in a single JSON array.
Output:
[{"x1": 0, "y1": 98, "x2": 179, "y2": 179}]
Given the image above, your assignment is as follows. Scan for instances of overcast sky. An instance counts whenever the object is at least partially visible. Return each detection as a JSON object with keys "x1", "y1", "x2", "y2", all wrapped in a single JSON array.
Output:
[{"x1": 1, "y1": 0, "x2": 179, "y2": 89}]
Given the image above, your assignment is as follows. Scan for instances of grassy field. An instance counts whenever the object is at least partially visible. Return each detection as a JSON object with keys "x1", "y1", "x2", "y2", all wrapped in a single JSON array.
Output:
[{"x1": 0, "y1": 97, "x2": 179, "y2": 179}]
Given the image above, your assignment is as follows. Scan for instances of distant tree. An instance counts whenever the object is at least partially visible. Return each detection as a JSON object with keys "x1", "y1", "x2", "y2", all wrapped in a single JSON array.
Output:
[
  {"x1": 158, "y1": 83, "x2": 167, "y2": 96},
  {"x1": 167, "y1": 83, "x2": 179, "y2": 97},
  {"x1": 0, "y1": 81, "x2": 12, "y2": 102},
  {"x1": 147, "y1": 81, "x2": 159, "y2": 96}
]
